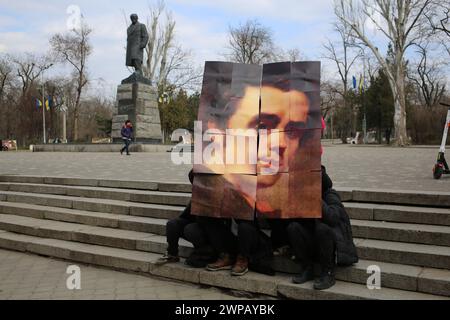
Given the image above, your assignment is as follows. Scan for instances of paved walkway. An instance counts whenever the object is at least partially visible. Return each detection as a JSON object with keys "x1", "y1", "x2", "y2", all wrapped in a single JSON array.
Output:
[
  {"x1": 0, "y1": 144, "x2": 448, "y2": 191},
  {"x1": 0, "y1": 249, "x2": 253, "y2": 300}
]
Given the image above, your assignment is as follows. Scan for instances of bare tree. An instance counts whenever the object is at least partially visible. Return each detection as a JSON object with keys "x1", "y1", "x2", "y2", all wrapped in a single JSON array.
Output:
[
  {"x1": 226, "y1": 19, "x2": 277, "y2": 64},
  {"x1": 0, "y1": 55, "x2": 14, "y2": 139},
  {"x1": 425, "y1": 1, "x2": 450, "y2": 56},
  {"x1": 334, "y1": 0, "x2": 433, "y2": 146},
  {"x1": 426, "y1": 1, "x2": 449, "y2": 36},
  {"x1": 7, "y1": 53, "x2": 53, "y2": 144},
  {"x1": 144, "y1": 1, "x2": 173, "y2": 84},
  {"x1": 274, "y1": 47, "x2": 305, "y2": 62},
  {"x1": 285, "y1": 48, "x2": 303, "y2": 62},
  {"x1": 322, "y1": 22, "x2": 362, "y2": 141},
  {"x1": 0, "y1": 56, "x2": 12, "y2": 100},
  {"x1": 321, "y1": 79, "x2": 340, "y2": 119},
  {"x1": 50, "y1": 22, "x2": 92, "y2": 141},
  {"x1": 408, "y1": 43, "x2": 447, "y2": 108},
  {"x1": 11, "y1": 53, "x2": 53, "y2": 94},
  {"x1": 162, "y1": 45, "x2": 202, "y2": 90}
]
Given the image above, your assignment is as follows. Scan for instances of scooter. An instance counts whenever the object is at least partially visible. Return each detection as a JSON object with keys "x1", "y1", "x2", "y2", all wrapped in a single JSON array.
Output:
[{"x1": 433, "y1": 102, "x2": 450, "y2": 179}]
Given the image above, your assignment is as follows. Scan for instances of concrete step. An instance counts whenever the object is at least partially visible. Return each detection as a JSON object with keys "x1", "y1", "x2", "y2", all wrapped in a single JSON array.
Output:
[
  {"x1": 345, "y1": 202, "x2": 450, "y2": 227},
  {"x1": 0, "y1": 213, "x2": 449, "y2": 273},
  {"x1": 0, "y1": 230, "x2": 447, "y2": 300},
  {"x1": 351, "y1": 219, "x2": 450, "y2": 246},
  {"x1": 0, "y1": 183, "x2": 191, "y2": 206},
  {"x1": 350, "y1": 189, "x2": 450, "y2": 208},
  {"x1": 355, "y1": 237, "x2": 450, "y2": 270},
  {"x1": 0, "y1": 201, "x2": 167, "y2": 235},
  {"x1": 0, "y1": 191, "x2": 183, "y2": 219},
  {"x1": 0, "y1": 175, "x2": 192, "y2": 193},
  {"x1": 2, "y1": 200, "x2": 449, "y2": 247},
  {"x1": 2, "y1": 183, "x2": 450, "y2": 229},
  {"x1": 0, "y1": 213, "x2": 190, "y2": 254},
  {"x1": 1, "y1": 175, "x2": 449, "y2": 207}
]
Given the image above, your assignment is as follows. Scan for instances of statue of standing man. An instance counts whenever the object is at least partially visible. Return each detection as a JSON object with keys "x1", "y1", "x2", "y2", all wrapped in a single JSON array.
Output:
[{"x1": 126, "y1": 14, "x2": 149, "y2": 76}]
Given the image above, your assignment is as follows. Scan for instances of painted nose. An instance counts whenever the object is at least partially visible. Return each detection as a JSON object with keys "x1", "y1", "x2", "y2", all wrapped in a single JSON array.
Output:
[{"x1": 278, "y1": 132, "x2": 287, "y2": 157}]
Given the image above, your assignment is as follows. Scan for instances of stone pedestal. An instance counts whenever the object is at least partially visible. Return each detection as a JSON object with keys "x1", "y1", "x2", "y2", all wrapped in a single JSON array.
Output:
[{"x1": 111, "y1": 81, "x2": 163, "y2": 144}]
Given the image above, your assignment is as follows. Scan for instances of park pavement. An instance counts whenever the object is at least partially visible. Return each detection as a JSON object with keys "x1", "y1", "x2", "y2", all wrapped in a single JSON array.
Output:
[
  {"x1": 0, "y1": 248, "x2": 255, "y2": 300},
  {"x1": 0, "y1": 144, "x2": 448, "y2": 191}
]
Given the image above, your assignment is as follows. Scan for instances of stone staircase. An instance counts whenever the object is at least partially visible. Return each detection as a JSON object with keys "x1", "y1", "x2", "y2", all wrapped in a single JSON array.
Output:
[{"x1": 0, "y1": 175, "x2": 449, "y2": 300}]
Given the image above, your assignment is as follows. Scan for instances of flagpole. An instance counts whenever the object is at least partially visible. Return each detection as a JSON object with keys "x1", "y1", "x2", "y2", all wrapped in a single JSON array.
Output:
[
  {"x1": 63, "y1": 93, "x2": 67, "y2": 143},
  {"x1": 42, "y1": 72, "x2": 47, "y2": 144},
  {"x1": 362, "y1": 53, "x2": 367, "y2": 144}
]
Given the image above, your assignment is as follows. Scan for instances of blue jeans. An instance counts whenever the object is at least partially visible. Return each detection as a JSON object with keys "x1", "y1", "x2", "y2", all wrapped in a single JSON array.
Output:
[{"x1": 121, "y1": 138, "x2": 131, "y2": 154}]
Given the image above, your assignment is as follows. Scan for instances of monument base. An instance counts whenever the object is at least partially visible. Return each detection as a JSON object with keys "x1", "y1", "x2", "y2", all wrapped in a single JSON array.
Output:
[
  {"x1": 30, "y1": 143, "x2": 172, "y2": 152},
  {"x1": 111, "y1": 77, "x2": 163, "y2": 144},
  {"x1": 112, "y1": 137, "x2": 164, "y2": 144}
]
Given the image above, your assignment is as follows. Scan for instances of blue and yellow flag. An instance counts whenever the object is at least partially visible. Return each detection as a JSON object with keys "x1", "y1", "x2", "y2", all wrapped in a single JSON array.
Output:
[
  {"x1": 35, "y1": 98, "x2": 42, "y2": 110},
  {"x1": 45, "y1": 96, "x2": 51, "y2": 111},
  {"x1": 359, "y1": 75, "x2": 364, "y2": 93}
]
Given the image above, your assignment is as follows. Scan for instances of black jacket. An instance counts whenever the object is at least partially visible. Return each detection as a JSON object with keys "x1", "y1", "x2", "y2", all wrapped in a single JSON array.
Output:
[
  {"x1": 179, "y1": 169, "x2": 196, "y2": 222},
  {"x1": 321, "y1": 189, "x2": 358, "y2": 266}
]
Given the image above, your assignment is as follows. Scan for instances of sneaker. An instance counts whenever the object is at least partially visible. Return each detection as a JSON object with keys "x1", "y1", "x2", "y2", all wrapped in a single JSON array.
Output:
[
  {"x1": 292, "y1": 264, "x2": 314, "y2": 284},
  {"x1": 206, "y1": 253, "x2": 234, "y2": 271},
  {"x1": 313, "y1": 270, "x2": 336, "y2": 290},
  {"x1": 155, "y1": 253, "x2": 179, "y2": 265},
  {"x1": 231, "y1": 255, "x2": 249, "y2": 276}
]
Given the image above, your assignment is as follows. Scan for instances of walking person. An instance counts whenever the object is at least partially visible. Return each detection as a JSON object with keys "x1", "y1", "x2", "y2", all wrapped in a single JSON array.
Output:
[{"x1": 120, "y1": 120, "x2": 133, "y2": 155}]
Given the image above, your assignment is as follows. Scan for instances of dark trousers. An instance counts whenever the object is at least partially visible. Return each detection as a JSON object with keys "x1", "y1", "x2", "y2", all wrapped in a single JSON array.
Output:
[
  {"x1": 287, "y1": 220, "x2": 336, "y2": 271},
  {"x1": 197, "y1": 216, "x2": 237, "y2": 255},
  {"x1": 267, "y1": 219, "x2": 290, "y2": 250},
  {"x1": 237, "y1": 221, "x2": 261, "y2": 259},
  {"x1": 121, "y1": 138, "x2": 131, "y2": 154},
  {"x1": 166, "y1": 218, "x2": 207, "y2": 256}
]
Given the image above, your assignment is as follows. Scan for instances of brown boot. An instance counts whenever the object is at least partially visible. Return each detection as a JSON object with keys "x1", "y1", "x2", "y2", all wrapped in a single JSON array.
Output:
[
  {"x1": 231, "y1": 255, "x2": 249, "y2": 276},
  {"x1": 206, "y1": 253, "x2": 234, "y2": 271}
]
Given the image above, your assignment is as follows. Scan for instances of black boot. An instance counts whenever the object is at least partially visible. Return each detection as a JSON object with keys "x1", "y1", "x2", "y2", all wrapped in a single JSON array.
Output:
[
  {"x1": 292, "y1": 264, "x2": 314, "y2": 284},
  {"x1": 313, "y1": 269, "x2": 336, "y2": 290}
]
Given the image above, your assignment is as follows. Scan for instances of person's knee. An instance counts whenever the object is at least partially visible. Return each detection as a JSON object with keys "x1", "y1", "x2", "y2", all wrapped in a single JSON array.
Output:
[
  {"x1": 166, "y1": 218, "x2": 181, "y2": 235},
  {"x1": 286, "y1": 222, "x2": 302, "y2": 238},
  {"x1": 315, "y1": 222, "x2": 334, "y2": 240},
  {"x1": 184, "y1": 223, "x2": 205, "y2": 245}
]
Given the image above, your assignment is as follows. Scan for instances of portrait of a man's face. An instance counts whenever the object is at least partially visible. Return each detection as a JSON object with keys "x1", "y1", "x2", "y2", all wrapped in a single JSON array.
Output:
[{"x1": 191, "y1": 61, "x2": 322, "y2": 220}]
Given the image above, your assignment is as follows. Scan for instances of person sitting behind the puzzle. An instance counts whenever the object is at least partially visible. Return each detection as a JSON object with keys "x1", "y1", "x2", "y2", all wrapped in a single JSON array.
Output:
[
  {"x1": 286, "y1": 166, "x2": 359, "y2": 290},
  {"x1": 155, "y1": 169, "x2": 217, "y2": 267}
]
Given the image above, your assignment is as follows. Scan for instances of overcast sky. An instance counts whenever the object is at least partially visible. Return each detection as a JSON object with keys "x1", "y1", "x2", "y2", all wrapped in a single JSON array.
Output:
[{"x1": 1, "y1": 0, "x2": 444, "y2": 99}]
